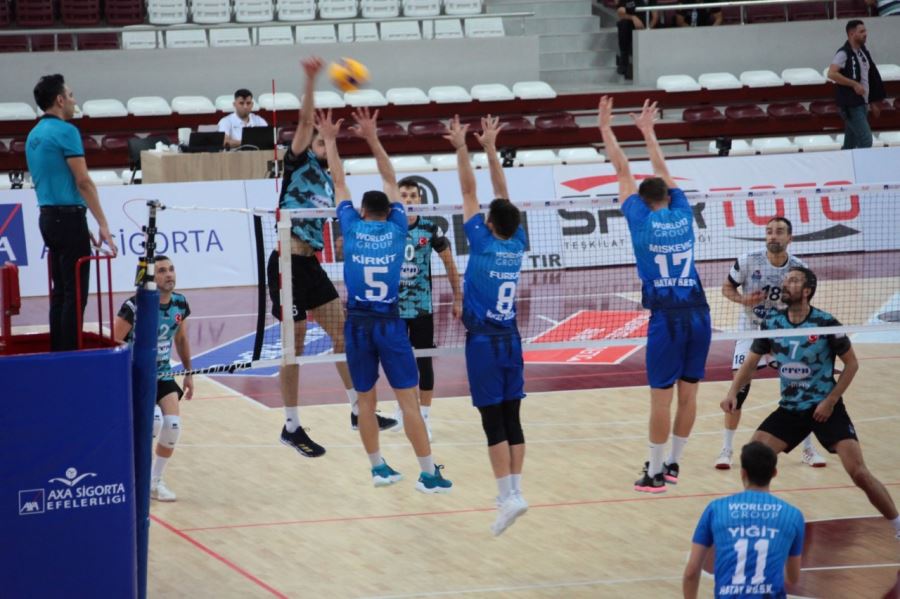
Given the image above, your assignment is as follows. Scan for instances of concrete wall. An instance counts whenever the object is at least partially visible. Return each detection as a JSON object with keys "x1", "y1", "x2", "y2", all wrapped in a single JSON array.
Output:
[
  {"x1": 0, "y1": 36, "x2": 540, "y2": 104},
  {"x1": 635, "y1": 19, "x2": 900, "y2": 86}
]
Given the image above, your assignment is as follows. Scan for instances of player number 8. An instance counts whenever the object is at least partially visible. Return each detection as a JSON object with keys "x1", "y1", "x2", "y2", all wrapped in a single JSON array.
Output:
[{"x1": 496, "y1": 281, "x2": 517, "y2": 314}]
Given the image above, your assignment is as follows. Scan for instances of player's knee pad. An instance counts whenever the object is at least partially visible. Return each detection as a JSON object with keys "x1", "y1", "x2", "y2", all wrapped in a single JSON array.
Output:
[
  {"x1": 152, "y1": 405, "x2": 163, "y2": 439},
  {"x1": 501, "y1": 399, "x2": 525, "y2": 446},
  {"x1": 158, "y1": 415, "x2": 181, "y2": 449},
  {"x1": 680, "y1": 376, "x2": 700, "y2": 384},
  {"x1": 416, "y1": 357, "x2": 434, "y2": 391},
  {"x1": 478, "y1": 404, "x2": 507, "y2": 446},
  {"x1": 735, "y1": 382, "x2": 751, "y2": 410}
]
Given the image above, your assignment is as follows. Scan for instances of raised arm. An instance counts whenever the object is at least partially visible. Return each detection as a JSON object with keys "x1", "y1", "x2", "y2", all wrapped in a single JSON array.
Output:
[
  {"x1": 350, "y1": 107, "x2": 399, "y2": 201},
  {"x1": 315, "y1": 109, "x2": 351, "y2": 202},
  {"x1": 291, "y1": 56, "x2": 325, "y2": 156},
  {"x1": 631, "y1": 99, "x2": 676, "y2": 189},
  {"x1": 437, "y1": 248, "x2": 462, "y2": 319},
  {"x1": 597, "y1": 96, "x2": 637, "y2": 202},
  {"x1": 474, "y1": 114, "x2": 509, "y2": 200},
  {"x1": 444, "y1": 115, "x2": 477, "y2": 222}
]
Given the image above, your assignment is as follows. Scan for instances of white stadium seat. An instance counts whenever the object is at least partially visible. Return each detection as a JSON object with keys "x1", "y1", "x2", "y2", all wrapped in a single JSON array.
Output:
[
  {"x1": 739, "y1": 70, "x2": 784, "y2": 88},
  {"x1": 258, "y1": 92, "x2": 300, "y2": 110},
  {"x1": 558, "y1": 147, "x2": 605, "y2": 164},
  {"x1": 296, "y1": 24, "x2": 336, "y2": 43},
  {"x1": 794, "y1": 134, "x2": 840, "y2": 152},
  {"x1": 210, "y1": 28, "x2": 251, "y2": 47},
  {"x1": 360, "y1": 0, "x2": 399, "y2": 18},
  {"x1": 89, "y1": 170, "x2": 124, "y2": 186},
  {"x1": 122, "y1": 30, "x2": 160, "y2": 50},
  {"x1": 433, "y1": 19, "x2": 463, "y2": 39},
  {"x1": 781, "y1": 67, "x2": 826, "y2": 86},
  {"x1": 257, "y1": 26, "x2": 295, "y2": 45},
  {"x1": 318, "y1": 0, "x2": 358, "y2": 18},
  {"x1": 344, "y1": 89, "x2": 388, "y2": 107},
  {"x1": 515, "y1": 150, "x2": 561, "y2": 167},
  {"x1": 470, "y1": 83, "x2": 514, "y2": 102},
  {"x1": 234, "y1": 0, "x2": 274, "y2": 22},
  {"x1": 165, "y1": 28, "x2": 208, "y2": 48},
  {"x1": 147, "y1": 0, "x2": 188, "y2": 24},
  {"x1": 751, "y1": 137, "x2": 798, "y2": 154},
  {"x1": 472, "y1": 151, "x2": 500, "y2": 169},
  {"x1": 0, "y1": 103, "x2": 37, "y2": 120},
  {"x1": 707, "y1": 139, "x2": 754, "y2": 156},
  {"x1": 390, "y1": 155, "x2": 430, "y2": 172},
  {"x1": 337, "y1": 22, "x2": 354, "y2": 42},
  {"x1": 402, "y1": 0, "x2": 440, "y2": 17},
  {"x1": 190, "y1": 0, "x2": 231, "y2": 24},
  {"x1": 386, "y1": 87, "x2": 430, "y2": 105},
  {"x1": 464, "y1": 17, "x2": 504, "y2": 38},
  {"x1": 444, "y1": 0, "x2": 482, "y2": 15},
  {"x1": 354, "y1": 22, "x2": 379, "y2": 41},
  {"x1": 82, "y1": 99, "x2": 128, "y2": 118},
  {"x1": 127, "y1": 96, "x2": 172, "y2": 116},
  {"x1": 428, "y1": 85, "x2": 472, "y2": 103},
  {"x1": 215, "y1": 94, "x2": 236, "y2": 112},
  {"x1": 313, "y1": 91, "x2": 346, "y2": 108},
  {"x1": 698, "y1": 72, "x2": 741, "y2": 90},
  {"x1": 276, "y1": 0, "x2": 315, "y2": 20},
  {"x1": 878, "y1": 131, "x2": 900, "y2": 146},
  {"x1": 513, "y1": 81, "x2": 557, "y2": 100},
  {"x1": 429, "y1": 154, "x2": 461, "y2": 171},
  {"x1": 879, "y1": 64, "x2": 900, "y2": 81},
  {"x1": 343, "y1": 158, "x2": 379, "y2": 175},
  {"x1": 656, "y1": 75, "x2": 701, "y2": 92},
  {"x1": 171, "y1": 96, "x2": 216, "y2": 114},
  {"x1": 380, "y1": 21, "x2": 421, "y2": 40}
]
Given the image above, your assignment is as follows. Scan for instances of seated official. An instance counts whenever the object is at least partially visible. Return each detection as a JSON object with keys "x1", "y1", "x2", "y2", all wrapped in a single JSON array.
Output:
[{"x1": 217, "y1": 88, "x2": 268, "y2": 149}]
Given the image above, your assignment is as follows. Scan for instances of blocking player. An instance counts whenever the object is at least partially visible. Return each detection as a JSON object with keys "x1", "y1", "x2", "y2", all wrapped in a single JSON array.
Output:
[
  {"x1": 683, "y1": 442, "x2": 805, "y2": 599},
  {"x1": 115, "y1": 255, "x2": 193, "y2": 502},
  {"x1": 447, "y1": 114, "x2": 529, "y2": 535},
  {"x1": 716, "y1": 216, "x2": 827, "y2": 469},
  {"x1": 393, "y1": 176, "x2": 463, "y2": 440},
  {"x1": 321, "y1": 108, "x2": 452, "y2": 493},
  {"x1": 723, "y1": 266, "x2": 900, "y2": 540},
  {"x1": 266, "y1": 56, "x2": 396, "y2": 458},
  {"x1": 598, "y1": 97, "x2": 712, "y2": 493}
]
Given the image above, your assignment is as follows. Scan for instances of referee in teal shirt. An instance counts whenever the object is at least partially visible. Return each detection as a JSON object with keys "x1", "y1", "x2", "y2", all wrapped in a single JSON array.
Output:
[{"x1": 26, "y1": 74, "x2": 117, "y2": 351}]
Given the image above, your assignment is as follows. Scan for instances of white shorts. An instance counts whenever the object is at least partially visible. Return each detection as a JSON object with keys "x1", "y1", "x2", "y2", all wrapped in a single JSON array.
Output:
[{"x1": 732, "y1": 339, "x2": 771, "y2": 371}]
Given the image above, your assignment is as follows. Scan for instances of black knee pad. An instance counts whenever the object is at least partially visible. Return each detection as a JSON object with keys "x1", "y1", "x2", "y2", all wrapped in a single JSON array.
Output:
[
  {"x1": 501, "y1": 399, "x2": 525, "y2": 446},
  {"x1": 478, "y1": 404, "x2": 507, "y2": 446},
  {"x1": 417, "y1": 357, "x2": 434, "y2": 391},
  {"x1": 680, "y1": 376, "x2": 700, "y2": 384},
  {"x1": 735, "y1": 382, "x2": 751, "y2": 410}
]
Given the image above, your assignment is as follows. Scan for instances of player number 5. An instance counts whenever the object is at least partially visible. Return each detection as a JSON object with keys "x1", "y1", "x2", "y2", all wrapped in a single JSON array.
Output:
[{"x1": 364, "y1": 266, "x2": 389, "y2": 301}]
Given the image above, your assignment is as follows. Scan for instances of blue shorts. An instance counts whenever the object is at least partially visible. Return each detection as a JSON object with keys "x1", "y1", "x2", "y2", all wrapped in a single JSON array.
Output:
[
  {"x1": 345, "y1": 315, "x2": 418, "y2": 392},
  {"x1": 465, "y1": 332, "x2": 525, "y2": 408},
  {"x1": 646, "y1": 307, "x2": 711, "y2": 388}
]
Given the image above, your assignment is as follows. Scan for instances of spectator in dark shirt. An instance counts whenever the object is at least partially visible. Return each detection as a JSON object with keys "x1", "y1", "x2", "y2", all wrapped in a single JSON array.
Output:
[
  {"x1": 676, "y1": 0, "x2": 723, "y2": 26},
  {"x1": 617, "y1": 0, "x2": 658, "y2": 80}
]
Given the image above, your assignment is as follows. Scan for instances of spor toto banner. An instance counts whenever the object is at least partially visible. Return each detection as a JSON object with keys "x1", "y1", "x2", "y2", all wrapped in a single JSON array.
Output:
[{"x1": 0, "y1": 148, "x2": 895, "y2": 297}]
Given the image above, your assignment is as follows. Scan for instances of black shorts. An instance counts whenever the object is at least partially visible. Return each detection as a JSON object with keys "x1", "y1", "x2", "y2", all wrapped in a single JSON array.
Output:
[
  {"x1": 267, "y1": 250, "x2": 339, "y2": 322},
  {"x1": 404, "y1": 314, "x2": 435, "y2": 350},
  {"x1": 157, "y1": 379, "x2": 183, "y2": 402},
  {"x1": 757, "y1": 399, "x2": 859, "y2": 453}
]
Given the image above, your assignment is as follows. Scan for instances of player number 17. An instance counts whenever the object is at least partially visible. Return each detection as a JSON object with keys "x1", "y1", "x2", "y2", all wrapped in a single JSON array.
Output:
[{"x1": 654, "y1": 250, "x2": 693, "y2": 279}]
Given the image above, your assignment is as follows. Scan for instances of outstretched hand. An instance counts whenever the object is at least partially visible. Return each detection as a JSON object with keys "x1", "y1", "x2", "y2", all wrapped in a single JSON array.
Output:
[
  {"x1": 349, "y1": 106, "x2": 379, "y2": 140},
  {"x1": 301, "y1": 56, "x2": 325, "y2": 79},
  {"x1": 630, "y1": 99, "x2": 659, "y2": 133},
  {"x1": 597, "y1": 95, "x2": 614, "y2": 129},
  {"x1": 443, "y1": 115, "x2": 469, "y2": 150},
  {"x1": 474, "y1": 114, "x2": 505, "y2": 149},
  {"x1": 314, "y1": 109, "x2": 344, "y2": 141}
]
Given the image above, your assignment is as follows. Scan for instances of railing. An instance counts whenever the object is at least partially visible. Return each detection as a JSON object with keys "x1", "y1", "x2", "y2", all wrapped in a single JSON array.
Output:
[{"x1": 635, "y1": 0, "x2": 862, "y2": 24}]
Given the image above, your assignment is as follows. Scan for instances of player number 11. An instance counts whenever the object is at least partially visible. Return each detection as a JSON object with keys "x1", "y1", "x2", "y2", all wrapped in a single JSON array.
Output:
[{"x1": 732, "y1": 538, "x2": 769, "y2": 586}]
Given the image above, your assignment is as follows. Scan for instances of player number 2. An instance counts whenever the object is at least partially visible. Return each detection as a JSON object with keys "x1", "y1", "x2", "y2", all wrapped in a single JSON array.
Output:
[
  {"x1": 496, "y1": 281, "x2": 517, "y2": 314},
  {"x1": 732, "y1": 539, "x2": 769, "y2": 586},
  {"x1": 364, "y1": 266, "x2": 389, "y2": 301},
  {"x1": 654, "y1": 250, "x2": 693, "y2": 279}
]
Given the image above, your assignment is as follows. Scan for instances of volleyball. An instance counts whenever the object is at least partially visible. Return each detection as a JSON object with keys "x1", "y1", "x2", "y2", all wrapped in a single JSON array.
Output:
[{"x1": 329, "y1": 58, "x2": 370, "y2": 92}]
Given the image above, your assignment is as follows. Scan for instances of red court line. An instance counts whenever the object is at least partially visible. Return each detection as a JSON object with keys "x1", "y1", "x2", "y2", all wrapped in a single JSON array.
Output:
[
  {"x1": 180, "y1": 481, "x2": 900, "y2": 534},
  {"x1": 151, "y1": 514, "x2": 288, "y2": 598}
]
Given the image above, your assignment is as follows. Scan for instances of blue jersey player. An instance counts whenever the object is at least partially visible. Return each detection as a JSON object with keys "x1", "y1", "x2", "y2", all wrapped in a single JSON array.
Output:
[
  {"x1": 447, "y1": 114, "x2": 529, "y2": 535},
  {"x1": 115, "y1": 255, "x2": 193, "y2": 503},
  {"x1": 683, "y1": 442, "x2": 805, "y2": 599},
  {"x1": 320, "y1": 108, "x2": 452, "y2": 494},
  {"x1": 724, "y1": 267, "x2": 900, "y2": 540},
  {"x1": 599, "y1": 97, "x2": 712, "y2": 493}
]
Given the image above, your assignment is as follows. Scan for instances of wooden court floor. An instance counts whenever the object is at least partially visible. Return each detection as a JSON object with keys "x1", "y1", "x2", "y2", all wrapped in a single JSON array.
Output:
[{"x1": 147, "y1": 344, "x2": 900, "y2": 599}]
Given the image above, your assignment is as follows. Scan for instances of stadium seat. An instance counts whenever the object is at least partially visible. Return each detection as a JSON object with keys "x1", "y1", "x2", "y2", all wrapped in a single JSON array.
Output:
[
  {"x1": 127, "y1": 97, "x2": 172, "y2": 116},
  {"x1": 77, "y1": 33, "x2": 119, "y2": 50},
  {"x1": 296, "y1": 24, "x2": 336, "y2": 43},
  {"x1": 376, "y1": 122, "x2": 408, "y2": 140},
  {"x1": 89, "y1": 170, "x2": 124, "y2": 186},
  {"x1": 834, "y1": 0, "x2": 868, "y2": 17},
  {"x1": 147, "y1": 0, "x2": 188, "y2": 24},
  {"x1": 444, "y1": 0, "x2": 482, "y2": 15},
  {"x1": 122, "y1": 30, "x2": 159, "y2": 50},
  {"x1": 656, "y1": 75, "x2": 701, "y2": 92},
  {"x1": 809, "y1": 100, "x2": 839, "y2": 116},
  {"x1": 30, "y1": 35, "x2": 75, "y2": 52},
  {"x1": 682, "y1": 106, "x2": 725, "y2": 123},
  {"x1": 313, "y1": 91, "x2": 346, "y2": 108},
  {"x1": 472, "y1": 151, "x2": 500, "y2": 169},
  {"x1": 745, "y1": 3, "x2": 786, "y2": 22},
  {"x1": 210, "y1": 28, "x2": 252, "y2": 47},
  {"x1": 409, "y1": 120, "x2": 446, "y2": 138},
  {"x1": 336, "y1": 23, "x2": 354, "y2": 42},
  {"x1": 470, "y1": 84, "x2": 514, "y2": 102},
  {"x1": 257, "y1": 26, "x2": 295, "y2": 45},
  {"x1": 739, "y1": 70, "x2": 784, "y2": 88},
  {"x1": 872, "y1": 99, "x2": 895, "y2": 115},
  {"x1": 787, "y1": 1, "x2": 828, "y2": 20},
  {"x1": 698, "y1": 72, "x2": 741, "y2": 90},
  {"x1": 101, "y1": 134, "x2": 134, "y2": 152},
  {"x1": 390, "y1": 155, "x2": 429, "y2": 172},
  {"x1": 354, "y1": 22, "x2": 379, "y2": 41},
  {"x1": 878, "y1": 131, "x2": 900, "y2": 146},
  {"x1": 499, "y1": 116, "x2": 535, "y2": 134},
  {"x1": 344, "y1": 89, "x2": 388, "y2": 107},
  {"x1": 513, "y1": 81, "x2": 557, "y2": 100},
  {"x1": 9, "y1": 139, "x2": 27, "y2": 154},
  {"x1": 61, "y1": 0, "x2": 102, "y2": 26},
  {"x1": 751, "y1": 137, "x2": 799, "y2": 154},
  {"x1": 361, "y1": 0, "x2": 399, "y2": 18},
  {"x1": 558, "y1": 147, "x2": 605, "y2": 164},
  {"x1": 457, "y1": 116, "x2": 483, "y2": 135},
  {"x1": 725, "y1": 104, "x2": 767, "y2": 121},
  {"x1": 402, "y1": 0, "x2": 440, "y2": 17},
  {"x1": 0, "y1": 37, "x2": 30, "y2": 53},
  {"x1": 381, "y1": 21, "x2": 421, "y2": 40},
  {"x1": 165, "y1": 28, "x2": 208, "y2": 48},
  {"x1": 0, "y1": 0, "x2": 12, "y2": 26},
  {"x1": 106, "y1": 0, "x2": 144, "y2": 25},
  {"x1": 16, "y1": 0, "x2": 56, "y2": 27},
  {"x1": 535, "y1": 112, "x2": 578, "y2": 132},
  {"x1": 276, "y1": 0, "x2": 315, "y2": 20},
  {"x1": 434, "y1": 19, "x2": 464, "y2": 39},
  {"x1": 516, "y1": 149, "x2": 561, "y2": 167},
  {"x1": 82, "y1": 99, "x2": 128, "y2": 117},
  {"x1": 318, "y1": 0, "x2": 358, "y2": 18},
  {"x1": 428, "y1": 86, "x2": 472, "y2": 104},
  {"x1": 781, "y1": 67, "x2": 826, "y2": 86},
  {"x1": 215, "y1": 95, "x2": 235, "y2": 111},
  {"x1": 0, "y1": 103, "x2": 38, "y2": 121},
  {"x1": 386, "y1": 87, "x2": 430, "y2": 105},
  {"x1": 880, "y1": 64, "x2": 900, "y2": 82},
  {"x1": 766, "y1": 102, "x2": 811, "y2": 120},
  {"x1": 171, "y1": 96, "x2": 216, "y2": 114},
  {"x1": 258, "y1": 92, "x2": 300, "y2": 110},
  {"x1": 234, "y1": 0, "x2": 274, "y2": 22},
  {"x1": 81, "y1": 136, "x2": 102, "y2": 155},
  {"x1": 191, "y1": 0, "x2": 231, "y2": 23},
  {"x1": 465, "y1": 17, "x2": 505, "y2": 38},
  {"x1": 343, "y1": 158, "x2": 379, "y2": 174},
  {"x1": 429, "y1": 153, "x2": 465, "y2": 170},
  {"x1": 707, "y1": 139, "x2": 753, "y2": 156},
  {"x1": 794, "y1": 134, "x2": 841, "y2": 152}
]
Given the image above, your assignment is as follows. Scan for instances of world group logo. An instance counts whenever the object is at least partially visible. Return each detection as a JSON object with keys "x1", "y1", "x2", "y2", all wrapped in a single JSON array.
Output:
[
  {"x1": 16, "y1": 466, "x2": 127, "y2": 516},
  {"x1": 0, "y1": 203, "x2": 28, "y2": 266}
]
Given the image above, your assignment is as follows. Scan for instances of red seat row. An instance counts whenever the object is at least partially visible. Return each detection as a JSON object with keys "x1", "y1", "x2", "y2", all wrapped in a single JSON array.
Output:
[
  {"x1": 0, "y1": 33, "x2": 119, "y2": 52},
  {"x1": 0, "y1": 0, "x2": 143, "y2": 28},
  {"x1": 683, "y1": 99, "x2": 897, "y2": 124}
]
